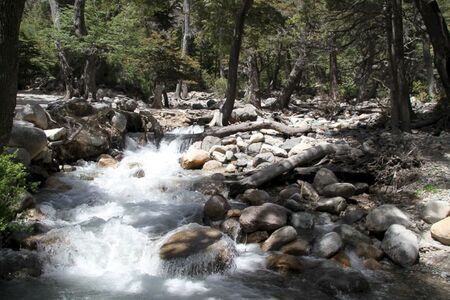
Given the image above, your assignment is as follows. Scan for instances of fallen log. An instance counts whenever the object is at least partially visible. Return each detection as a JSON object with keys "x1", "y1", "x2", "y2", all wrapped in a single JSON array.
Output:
[
  {"x1": 203, "y1": 120, "x2": 311, "y2": 138},
  {"x1": 229, "y1": 143, "x2": 351, "y2": 196}
]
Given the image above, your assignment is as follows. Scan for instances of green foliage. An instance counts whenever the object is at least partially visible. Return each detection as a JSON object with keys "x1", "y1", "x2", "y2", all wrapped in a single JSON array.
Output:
[
  {"x1": 412, "y1": 81, "x2": 432, "y2": 103},
  {"x1": 0, "y1": 152, "x2": 37, "y2": 233},
  {"x1": 415, "y1": 184, "x2": 440, "y2": 197},
  {"x1": 212, "y1": 77, "x2": 228, "y2": 98}
]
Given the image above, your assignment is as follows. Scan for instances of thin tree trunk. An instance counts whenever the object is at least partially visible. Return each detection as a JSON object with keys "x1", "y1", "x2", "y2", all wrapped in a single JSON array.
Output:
[
  {"x1": 74, "y1": 0, "x2": 96, "y2": 100},
  {"x1": 0, "y1": 0, "x2": 26, "y2": 147},
  {"x1": 176, "y1": 0, "x2": 190, "y2": 99},
  {"x1": 414, "y1": 0, "x2": 450, "y2": 106},
  {"x1": 152, "y1": 83, "x2": 163, "y2": 109},
  {"x1": 277, "y1": 54, "x2": 304, "y2": 109},
  {"x1": 329, "y1": 34, "x2": 339, "y2": 100},
  {"x1": 246, "y1": 50, "x2": 260, "y2": 108},
  {"x1": 48, "y1": 0, "x2": 74, "y2": 100},
  {"x1": 163, "y1": 84, "x2": 170, "y2": 108},
  {"x1": 422, "y1": 34, "x2": 435, "y2": 98},
  {"x1": 387, "y1": 0, "x2": 410, "y2": 133},
  {"x1": 221, "y1": 0, "x2": 254, "y2": 125},
  {"x1": 357, "y1": 41, "x2": 376, "y2": 102}
]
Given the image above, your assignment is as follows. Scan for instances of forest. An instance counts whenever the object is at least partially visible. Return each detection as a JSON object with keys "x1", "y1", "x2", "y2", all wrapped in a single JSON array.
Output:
[{"x1": 0, "y1": 0, "x2": 450, "y2": 299}]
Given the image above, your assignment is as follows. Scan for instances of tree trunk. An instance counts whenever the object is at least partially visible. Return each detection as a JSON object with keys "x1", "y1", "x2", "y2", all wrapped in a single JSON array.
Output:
[
  {"x1": 48, "y1": 0, "x2": 74, "y2": 100},
  {"x1": 414, "y1": 0, "x2": 450, "y2": 106},
  {"x1": 175, "y1": 0, "x2": 190, "y2": 99},
  {"x1": 163, "y1": 84, "x2": 170, "y2": 108},
  {"x1": 329, "y1": 34, "x2": 339, "y2": 100},
  {"x1": 422, "y1": 34, "x2": 435, "y2": 98},
  {"x1": 152, "y1": 83, "x2": 163, "y2": 109},
  {"x1": 277, "y1": 54, "x2": 304, "y2": 109},
  {"x1": 386, "y1": 0, "x2": 410, "y2": 133},
  {"x1": 357, "y1": 41, "x2": 376, "y2": 102},
  {"x1": 221, "y1": 0, "x2": 254, "y2": 125},
  {"x1": 74, "y1": 0, "x2": 96, "y2": 100},
  {"x1": 0, "y1": 0, "x2": 26, "y2": 147},
  {"x1": 245, "y1": 50, "x2": 260, "y2": 108}
]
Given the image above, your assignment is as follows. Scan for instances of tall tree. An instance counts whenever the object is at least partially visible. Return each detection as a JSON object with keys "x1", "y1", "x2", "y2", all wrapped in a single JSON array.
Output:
[
  {"x1": 175, "y1": 0, "x2": 190, "y2": 99},
  {"x1": 74, "y1": 0, "x2": 97, "y2": 100},
  {"x1": 245, "y1": 49, "x2": 260, "y2": 108},
  {"x1": 414, "y1": 0, "x2": 450, "y2": 106},
  {"x1": 386, "y1": 0, "x2": 411, "y2": 132},
  {"x1": 221, "y1": 0, "x2": 254, "y2": 125},
  {"x1": 277, "y1": 53, "x2": 304, "y2": 109},
  {"x1": 48, "y1": 0, "x2": 74, "y2": 100},
  {"x1": 329, "y1": 33, "x2": 339, "y2": 100},
  {"x1": 0, "y1": 0, "x2": 26, "y2": 147}
]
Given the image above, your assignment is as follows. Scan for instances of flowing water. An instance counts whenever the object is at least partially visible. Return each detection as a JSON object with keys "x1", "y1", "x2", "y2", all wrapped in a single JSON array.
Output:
[{"x1": 1, "y1": 129, "x2": 449, "y2": 299}]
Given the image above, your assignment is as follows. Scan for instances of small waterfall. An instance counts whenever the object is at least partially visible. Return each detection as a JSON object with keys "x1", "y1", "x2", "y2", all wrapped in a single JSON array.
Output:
[{"x1": 165, "y1": 125, "x2": 204, "y2": 153}]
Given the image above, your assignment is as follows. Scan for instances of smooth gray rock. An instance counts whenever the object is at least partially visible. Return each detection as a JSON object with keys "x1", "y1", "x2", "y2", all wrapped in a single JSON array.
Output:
[
  {"x1": 366, "y1": 204, "x2": 411, "y2": 233},
  {"x1": 381, "y1": 224, "x2": 419, "y2": 267},
  {"x1": 240, "y1": 189, "x2": 271, "y2": 206},
  {"x1": 17, "y1": 103, "x2": 48, "y2": 129},
  {"x1": 421, "y1": 200, "x2": 450, "y2": 224},
  {"x1": 313, "y1": 168, "x2": 339, "y2": 192},
  {"x1": 261, "y1": 226, "x2": 297, "y2": 251},
  {"x1": 316, "y1": 197, "x2": 347, "y2": 215},
  {"x1": 313, "y1": 232, "x2": 343, "y2": 258},
  {"x1": 321, "y1": 183, "x2": 356, "y2": 198},
  {"x1": 45, "y1": 128, "x2": 67, "y2": 141},
  {"x1": 290, "y1": 212, "x2": 315, "y2": 229},
  {"x1": 231, "y1": 104, "x2": 258, "y2": 122},
  {"x1": 201, "y1": 136, "x2": 222, "y2": 152},
  {"x1": 253, "y1": 152, "x2": 275, "y2": 167},
  {"x1": 112, "y1": 113, "x2": 127, "y2": 132},
  {"x1": 9, "y1": 121, "x2": 48, "y2": 159},
  {"x1": 204, "y1": 194, "x2": 231, "y2": 221},
  {"x1": 239, "y1": 203, "x2": 288, "y2": 233},
  {"x1": 334, "y1": 224, "x2": 371, "y2": 247},
  {"x1": 247, "y1": 143, "x2": 262, "y2": 155}
]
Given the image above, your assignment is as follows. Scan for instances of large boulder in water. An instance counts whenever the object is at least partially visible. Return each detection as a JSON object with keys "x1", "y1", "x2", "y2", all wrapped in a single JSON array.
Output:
[
  {"x1": 9, "y1": 121, "x2": 47, "y2": 159},
  {"x1": 203, "y1": 194, "x2": 231, "y2": 221},
  {"x1": 159, "y1": 224, "x2": 236, "y2": 276},
  {"x1": 239, "y1": 203, "x2": 288, "y2": 233}
]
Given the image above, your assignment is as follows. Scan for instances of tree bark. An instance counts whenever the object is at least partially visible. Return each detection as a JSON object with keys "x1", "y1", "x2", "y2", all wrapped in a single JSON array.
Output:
[
  {"x1": 277, "y1": 54, "x2": 304, "y2": 109},
  {"x1": 386, "y1": 0, "x2": 411, "y2": 132},
  {"x1": 422, "y1": 34, "x2": 435, "y2": 98},
  {"x1": 163, "y1": 84, "x2": 170, "y2": 108},
  {"x1": 414, "y1": 0, "x2": 450, "y2": 106},
  {"x1": 152, "y1": 83, "x2": 163, "y2": 109},
  {"x1": 221, "y1": 0, "x2": 254, "y2": 125},
  {"x1": 0, "y1": 0, "x2": 26, "y2": 147},
  {"x1": 48, "y1": 0, "x2": 74, "y2": 100},
  {"x1": 203, "y1": 120, "x2": 311, "y2": 138},
  {"x1": 74, "y1": 0, "x2": 97, "y2": 100},
  {"x1": 229, "y1": 143, "x2": 351, "y2": 195},
  {"x1": 175, "y1": 0, "x2": 190, "y2": 99},
  {"x1": 329, "y1": 34, "x2": 339, "y2": 100},
  {"x1": 245, "y1": 50, "x2": 260, "y2": 108}
]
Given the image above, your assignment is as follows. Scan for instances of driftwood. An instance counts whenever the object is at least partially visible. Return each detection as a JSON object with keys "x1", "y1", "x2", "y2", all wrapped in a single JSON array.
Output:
[
  {"x1": 229, "y1": 143, "x2": 351, "y2": 196},
  {"x1": 203, "y1": 120, "x2": 311, "y2": 138}
]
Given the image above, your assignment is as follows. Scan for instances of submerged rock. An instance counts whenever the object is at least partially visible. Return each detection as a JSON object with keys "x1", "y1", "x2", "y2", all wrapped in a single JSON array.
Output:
[
  {"x1": 280, "y1": 238, "x2": 311, "y2": 256},
  {"x1": 97, "y1": 154, "x2": 119, "y2": 168},
  {"x1": 313, "y1": 232, "x2": 343, "y2": 258},
  {"x1": 266, "y1": 254, "x2": 303, "y2": 273},
  {"x1": 159, "y1": 225, "x2": 236, "y2": 276},
  {"x1": 315, "y1": 268, "x2": 370, "y2": 296},
  {"x1": 203, "y1": 194, "x2": 231, "y2": 221},
  {"x1": 0, "y1": 249, "x2": 42, "y2": 280},
  {"x1": 381, "y1": 224, "x2": 419, "y2": 267}
]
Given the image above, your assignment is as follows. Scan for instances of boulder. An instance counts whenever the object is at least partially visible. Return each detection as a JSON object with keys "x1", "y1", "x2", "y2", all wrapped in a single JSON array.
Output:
[
  {"x1": 366, "y1": 204, "x2": 411, "y2": 233},
  {"x1": 298, "y1": 180, "x2": 320, "y2": 202},
  {"x1": 280, "y1": 238, "x2": 311, "y2": 256},
  {"x1": 421, "y1": 200, "x2": 450, "y2": 224},
  {"x1": 430, "y1": 217, "x2": 450, "y2": 246},
  {"x1": 247, "y1": 142, "x2": 262, "y2": 155},
  {"x1": 261, "y1": 226, "x2": 297, "y2": 251},
  {"x1": 45, "y1": 128, "x2": 67, "y2": 141},
  {"x1": 181, "y1": 149, "x2": 210, "y2": 169},
  {"x1": 17, "y1": 104, "x2": 48, "y2": 129},
  {"x1": 5, "y1": 147, "x2": 31, "y2": 166},
  {"x1": 246, "y1": 231, "x2": 269, "y2": 243},
  {"x1": 112, "y1": 113, "x2": 127, "y2": 133},
  {"x1": 355, "y1": 242, "x2": 384, "y2": 260},
  {"x1": 60, "y1": 128, "x2": 110, "y2": 160},
  {"x1": 381, "y1": 224, "x2": 419, "y2": 267},
  {"x1": 279, "y1": 185, "x2": 301, "y2": 200},
  {"x1": 240, "y1": 189, "x2": 271, "y2": 206},
  {"x1": 239, "y1": 203, "x2": 288, "y2": 233},
  {"x1": 203, "y1": 194, "x2": 231, "y2": 221},
  {"x1": 253, "y1": 152, "x2": 275, "y2": 167},
  {"x1": 9, "y1": 121, "x2": 48, "y2": 159},
  {"x1": 281, "y1": 137, "x2": 303, "y2": 151},
  {"x1": 321, "y1": 183, "x2": 356, "y2": 198},
  {"x1": 0, "y1": 249, "x2": 42, "y2": 280},
  {"x1": 66, "y1": 98, "x2": 95, "y2": 116},
  {"x1": 201, "y1": 136, "x2": 222, "y2": 152},
  {"x1": 288, "y1": 143, "x2": 313, "y2": 157},
  {"x1": 316, "y1": 197, "x2": 347, "y2": 214},
  {"x1": 290, "y1": 212, "x2": 314, "y2": 229},
  {"x1": 221, "y1": 218, "x2": 244, "y2": 242},
  {"x1": 159, "y1": 225, "x2": 236, "y2": 276},
  {"x1": 313, "y1": 232, "x2": 343, "y2": 258},
  {"x1": 202, "y1": 160, "x2": 223, "y2": 171},
  {"x1": 266, "y1": 254, "x2": 303, "y2": 273},
  {"x1": 334, "y1": 224, "x2": 371, "y2": 247},
  {"x1": 120, "y1": 99, "x2": 138, "y2": 112},
  {"x1": 44, "y1": 176, "x2": 72, "y2": 192},
  {"x1": 231, "y1": 104, "x2": 258, "y2": 122},
  {"x1": 313, "y1": 168, "x2": 339, "y2": 192},
  {"x1": 211, "y1": 151, "x2": 227, "y2": 163}
]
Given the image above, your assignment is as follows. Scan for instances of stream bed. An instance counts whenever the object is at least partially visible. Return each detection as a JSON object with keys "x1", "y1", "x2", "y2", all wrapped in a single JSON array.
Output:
[{"x1": 0, "y1": 133, "x2": 449, "y2": 300}]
